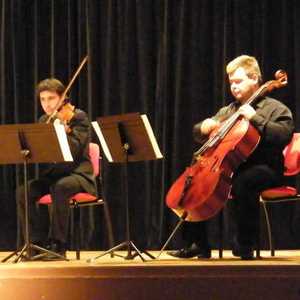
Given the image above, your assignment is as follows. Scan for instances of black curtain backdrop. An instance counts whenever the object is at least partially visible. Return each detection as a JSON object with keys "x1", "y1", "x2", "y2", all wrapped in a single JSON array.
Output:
[{"x1": 1, "y1": 0, "x2": 300, "y2": 251}]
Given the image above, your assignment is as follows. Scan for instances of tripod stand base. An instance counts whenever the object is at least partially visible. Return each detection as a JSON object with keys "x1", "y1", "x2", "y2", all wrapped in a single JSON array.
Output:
[
  {"x1": 2, "y1": 243, "x2": 69, "y2": 263},
  {"x1": 87, "y1": 240, "x2": 155, "y2": 263},
  {"x1": 131, "y1": 249, "x2": 156, "y2": 260}
]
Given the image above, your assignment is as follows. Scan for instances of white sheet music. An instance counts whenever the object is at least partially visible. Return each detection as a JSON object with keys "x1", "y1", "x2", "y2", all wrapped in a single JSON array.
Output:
[
  {"x1": 92, "y1": 121, "x2": 113, "y2": 162},
  {"x1": 53, "y1": 121, "x2": 73, "y2": 162},
  {"x1": 141, "y1": 114, "x2": 163, "y2": 159}
]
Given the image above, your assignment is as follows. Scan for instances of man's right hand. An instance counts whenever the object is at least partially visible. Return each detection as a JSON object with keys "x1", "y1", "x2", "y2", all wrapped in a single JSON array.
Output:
[{"x1": 200, "y1": 118, "x2": 219, "y2": 135}]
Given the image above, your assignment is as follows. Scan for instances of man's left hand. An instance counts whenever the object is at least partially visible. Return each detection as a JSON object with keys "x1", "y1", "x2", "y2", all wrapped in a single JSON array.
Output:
[{"x1": 238, "y1": 104, "x2": 256, "y2": 120}]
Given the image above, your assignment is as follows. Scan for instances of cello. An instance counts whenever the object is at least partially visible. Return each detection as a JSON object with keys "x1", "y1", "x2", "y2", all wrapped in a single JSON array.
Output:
[{"x1": 166, "y1": 70, "x2": 288, "y2": 222}]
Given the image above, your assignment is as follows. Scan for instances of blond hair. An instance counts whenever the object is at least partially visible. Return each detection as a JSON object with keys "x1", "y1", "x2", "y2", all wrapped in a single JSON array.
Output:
[{"x1": 226, "y1": 55, "x2": 262, "y2": 83}]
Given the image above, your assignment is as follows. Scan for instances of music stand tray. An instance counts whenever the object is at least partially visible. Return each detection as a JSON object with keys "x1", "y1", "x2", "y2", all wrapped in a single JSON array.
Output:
[
  {"x1": 0, "y1": 122, "x2": 73, "y2": 263},
  {"x1": 89, "y1": 113, "x2": 163, "y2": 262}
]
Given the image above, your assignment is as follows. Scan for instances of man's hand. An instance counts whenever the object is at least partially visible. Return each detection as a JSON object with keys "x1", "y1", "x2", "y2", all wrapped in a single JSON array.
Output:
[
  {"x1": 238, "y1": 104, "x2": 256, "y2": 120},
  {"x1": 200, "y1": 118, "x2": 219, "y2": 135},
  {"x1": 54, "y1": 118, "x2": 71, "y2": 133}
]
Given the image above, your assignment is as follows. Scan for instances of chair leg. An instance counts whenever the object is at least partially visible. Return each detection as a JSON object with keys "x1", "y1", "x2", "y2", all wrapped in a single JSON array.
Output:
[
  {"x1": 103, "y1": 201, "x2": 115, "y2": 257},
  {"x1": 261, "y1": 199, "x2": 275, "y2": 256},
  {"x1": 73, "y1": 205, "x2": 81, "y2": 260},
  {"x1": 256, "y1": 205, "x2": 261, "y2": 258},
  {"x1": 218, "y1": 210, "x2": 223, "y2": 258}
]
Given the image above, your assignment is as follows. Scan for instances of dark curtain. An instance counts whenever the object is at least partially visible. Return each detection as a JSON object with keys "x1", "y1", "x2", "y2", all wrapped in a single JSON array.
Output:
[{"x1": 1, "y1": 0, "x2": 300, "y2": 251}]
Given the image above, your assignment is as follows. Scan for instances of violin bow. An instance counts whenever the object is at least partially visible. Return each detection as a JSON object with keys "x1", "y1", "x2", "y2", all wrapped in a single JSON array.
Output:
[{"x1": 46, "y1": 55, "x2": 89, "y2": 123}]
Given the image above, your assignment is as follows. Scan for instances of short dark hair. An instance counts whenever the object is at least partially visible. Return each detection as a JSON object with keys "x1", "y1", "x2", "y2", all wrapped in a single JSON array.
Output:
[{"x1": 36, "y1": 78, "x2": 65, "y2": 98}]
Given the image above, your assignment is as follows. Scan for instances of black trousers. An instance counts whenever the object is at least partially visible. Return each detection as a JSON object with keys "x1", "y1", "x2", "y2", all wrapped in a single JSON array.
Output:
[
  {"x1": 231, "y1": 164, "x2": 281, "y2": 246},
  {"x1": 181, "y1": 163, "x2": 282, "y2": 248},
  {"x1": 182, "y1": 221, "x2": 209, "y2": 248},
  {"x1": 17, "y1": 175, "x2": 83, "y2": 245}
]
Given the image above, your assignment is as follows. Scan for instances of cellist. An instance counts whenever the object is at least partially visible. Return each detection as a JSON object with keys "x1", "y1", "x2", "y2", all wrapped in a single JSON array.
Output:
[
  {"x1": 17, "y1": 78, "x2": 96, "y2": 260},
  {"x1": 168, "y1": 55, "x2": 294, "y2": 260}
]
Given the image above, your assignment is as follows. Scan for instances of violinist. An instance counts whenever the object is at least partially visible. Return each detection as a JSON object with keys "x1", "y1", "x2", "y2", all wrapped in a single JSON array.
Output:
[
  {"x1": 168, "y1": 55, "x2": 294, "y2": 260},
  {"x1": 17, "y1": 78, "x2": 96, "y2": 260}
]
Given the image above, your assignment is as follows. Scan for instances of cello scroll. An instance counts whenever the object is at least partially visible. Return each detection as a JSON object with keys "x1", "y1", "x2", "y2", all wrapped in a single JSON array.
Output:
[{"x1": 256, "y1": 70, "x2": 287, "y2": 98}]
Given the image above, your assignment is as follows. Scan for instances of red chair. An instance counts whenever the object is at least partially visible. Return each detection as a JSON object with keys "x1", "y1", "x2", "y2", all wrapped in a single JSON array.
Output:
[
  {"x1": 260, "y1": 133, "x2": 300, "y2": 256},
  {"x1": 39, "y1": 143, "x2": 115, "y2": 259}
]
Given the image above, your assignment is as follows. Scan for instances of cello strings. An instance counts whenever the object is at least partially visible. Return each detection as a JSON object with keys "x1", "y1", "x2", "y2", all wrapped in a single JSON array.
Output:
[{"x1": 193, "y1": 82, "x2": 269, "y2": 159}]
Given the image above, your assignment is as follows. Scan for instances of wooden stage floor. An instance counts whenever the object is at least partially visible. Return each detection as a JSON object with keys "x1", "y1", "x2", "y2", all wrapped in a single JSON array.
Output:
[{"x1": 0, "y1": 250, "x2": 300, "y2": 300}]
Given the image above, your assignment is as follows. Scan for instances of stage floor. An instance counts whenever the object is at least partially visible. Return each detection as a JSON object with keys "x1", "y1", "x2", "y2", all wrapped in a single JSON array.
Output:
[
  {"x1": 1, "y1": 249, "x2": 300, "y2": 267},
  {"x1": 0, "y1": 250, "x2": 300, "y2": 299}
]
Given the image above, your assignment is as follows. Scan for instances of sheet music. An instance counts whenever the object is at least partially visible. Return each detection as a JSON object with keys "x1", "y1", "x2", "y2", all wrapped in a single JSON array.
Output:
[
  {"x1": 92, "y1": 121, "x2": 113, "y2": 162},
  {"x1": 53, "y1": 121, "x2": 73, "y2": 162},
  {"x1": 141, "y1": 114, "x2": 163, "y2": 159},
  {"x1": 92, "y1": 114, "x2": 163, "y2": 163}
]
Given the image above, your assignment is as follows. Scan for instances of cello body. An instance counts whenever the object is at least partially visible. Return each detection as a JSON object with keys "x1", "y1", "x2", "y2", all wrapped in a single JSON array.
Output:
[{"x1": 166, "y1": 118, "x2": 260, "y2": 221}]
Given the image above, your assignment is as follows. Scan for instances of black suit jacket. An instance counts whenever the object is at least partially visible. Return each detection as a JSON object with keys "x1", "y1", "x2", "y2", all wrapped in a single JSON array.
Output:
[{"x1": 38, "y1": 109, "x2": 96, "y2": 195}]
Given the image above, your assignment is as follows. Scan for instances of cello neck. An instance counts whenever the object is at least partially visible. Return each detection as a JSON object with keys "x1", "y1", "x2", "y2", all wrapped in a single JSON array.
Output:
[{"x1": 193, "y1": 70, "x2": 288, "y2": 160}]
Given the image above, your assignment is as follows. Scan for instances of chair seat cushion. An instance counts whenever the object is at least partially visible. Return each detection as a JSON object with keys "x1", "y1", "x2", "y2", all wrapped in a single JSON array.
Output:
[
  {"x1": 39, "y1": 193, "x2": 97, "y2": 205},
  {"x1": 261, "y1": 186, "x2": 297, "y2": 200}
]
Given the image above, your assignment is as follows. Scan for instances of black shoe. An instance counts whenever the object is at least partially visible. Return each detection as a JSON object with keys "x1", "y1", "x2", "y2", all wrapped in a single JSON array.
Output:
[
  {"x1": 167, "y1": 243, "x2": 211, "y2": 259},
  {"x1": 197, "y1": 249, "x2": 211, "y2": 259},
  {"x1": 42, "y1": 241, "x2": 67, "y2": 261},
  {"x1": 232, "y1": 242, "x2": 254, "y2": 260}
]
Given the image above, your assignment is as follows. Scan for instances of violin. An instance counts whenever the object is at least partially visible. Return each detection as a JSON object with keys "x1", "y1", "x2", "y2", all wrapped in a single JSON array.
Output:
[
  {"x1": 55, "y1": 99, "x2": 75, "y2": 121},
  {"x1": 46, "y1": 56, "x2": 88, "y2": 130}
]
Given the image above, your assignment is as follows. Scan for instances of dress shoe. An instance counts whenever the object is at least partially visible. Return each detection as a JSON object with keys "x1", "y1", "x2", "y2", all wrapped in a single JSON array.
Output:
[
  {"x1": 42, "y1": 241, "x2": 67, "y2": 261},
  {"x1": 167, "y1": 243, "x2": 211, "y2": 259},
  {"x1": 197, "y1": 249, "x2": 212, "y2": 259},
  {"x1": 232, "y1": 241, "x2": 254, "y2": 260}
]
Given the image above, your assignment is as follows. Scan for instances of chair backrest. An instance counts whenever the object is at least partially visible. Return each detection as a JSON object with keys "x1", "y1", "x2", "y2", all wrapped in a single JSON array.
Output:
[
  {"x1": 283, "y1": 133, "x2": 300, "y2": 176},
  {"x1": 89, "y1": 143, "x2": 100, "y2": 176}
]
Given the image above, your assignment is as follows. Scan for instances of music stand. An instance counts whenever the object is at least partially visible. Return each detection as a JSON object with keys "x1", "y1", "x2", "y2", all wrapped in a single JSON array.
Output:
[
  {"x1": 88, "y1": 113, "x2": 163, "y2": 262},
  {"x1": 0, "y1": 123, "x2": 73, "y2": 263}
]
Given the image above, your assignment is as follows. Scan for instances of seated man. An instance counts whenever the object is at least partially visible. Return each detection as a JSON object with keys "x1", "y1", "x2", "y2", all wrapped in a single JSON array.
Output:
[
  {"x1": 168, "y1": 55, "x2": 294, "y2": 260},
  {"x1": 17, "y1": 78, "x2": 96, "y2": 259}
]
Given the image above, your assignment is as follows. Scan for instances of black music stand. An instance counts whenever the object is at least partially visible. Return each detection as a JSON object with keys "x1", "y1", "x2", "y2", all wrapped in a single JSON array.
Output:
[
  {"x1": 89, "y1": 113, "x2": 163, "y2": 262},
  {"x1": 0, "y1": 123, "x2": 73, "y2": 263}
]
